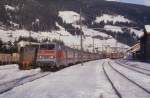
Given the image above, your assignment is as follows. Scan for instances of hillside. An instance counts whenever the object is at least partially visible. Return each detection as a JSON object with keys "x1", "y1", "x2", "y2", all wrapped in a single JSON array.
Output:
[{"x1": 0, "y1": 0, "x2": 150, "y2": 50}]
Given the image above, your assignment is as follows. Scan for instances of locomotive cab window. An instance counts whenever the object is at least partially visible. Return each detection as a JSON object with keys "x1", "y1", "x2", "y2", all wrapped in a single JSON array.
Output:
[{"x1": 40, "y1": 44, "x2": 55, "y2": 50}]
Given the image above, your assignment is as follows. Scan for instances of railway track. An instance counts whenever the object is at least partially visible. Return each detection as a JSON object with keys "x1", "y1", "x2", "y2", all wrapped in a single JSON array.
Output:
[
  {"x1": 118, "y1": 60, "x2": 150, "y2": 72},
  {"x1": 119, "y1": 60, "x2": 150, "y2": 71},
  {"x1": 102, "y1": 61, "x2": 150, "y2": 98},
  {"x1": 102, "y1": 62, "x2": 122, "y2": 98},
  {"x1": 108, "y1": 62, "x2": 150, "y2": 94},
  {"x1": 116, "y1": 61, "x2": 150, "y2": 76},
  {"x1": 0, "y1": 72, "x2": 50, "y2": 94}
]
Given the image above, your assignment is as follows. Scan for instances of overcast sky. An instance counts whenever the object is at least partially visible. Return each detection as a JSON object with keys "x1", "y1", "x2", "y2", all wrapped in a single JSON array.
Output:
[{"x1": 107, "y1": 0, "x2": 150, "y2": 6}]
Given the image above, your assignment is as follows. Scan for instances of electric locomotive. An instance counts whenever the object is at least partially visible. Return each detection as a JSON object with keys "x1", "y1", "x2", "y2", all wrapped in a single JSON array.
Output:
[
  {"x1": 19, "y1": 42, "x2": 103, "y2": 71},
  {"x1": 36, "y1": 42, "x2": 65, "y2": 70}
]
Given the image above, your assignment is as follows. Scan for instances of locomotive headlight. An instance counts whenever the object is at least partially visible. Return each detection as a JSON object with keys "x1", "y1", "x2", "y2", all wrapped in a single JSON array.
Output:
[{"x1": 50, "y1": 56, "x2": 54, "y2": 59}]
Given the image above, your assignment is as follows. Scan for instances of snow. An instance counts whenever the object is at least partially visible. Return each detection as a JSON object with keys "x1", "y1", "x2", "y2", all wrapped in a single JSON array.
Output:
[
  {"x1": 0, "y1": 10, "x2": 129, "y2": 52},
  {"x1": 80, "y1": 26, "x2": 110, "y2": 38},
  {"x1": 95, "y1": 14, "x2": 131, "y2": 24},
  {"x1": 0, "y1": 65, "x2": 41, "y2": 84},
  {"x1": 111, "y1": 60, "x2": 150, "y2": 92},
  {"x1": 0, "y1": 29, "x2": 36, "y2": 42},
  {"x1": 57, "y1": 23, "x2": 128, "y2": 51},
  {"x1": 0, "y1": 25, "x2": 129, "y2": 52},
  {"x1": 58, "y1": 11, "x2": 129, "y2": 50},
  {"x1": 145, "y1": 25, "x2": 150, "y2": 33},
  {"x1": 9, "y1": 21, "x2": 19, "y2": 28},
  {"x1": 5, "y1": 5, "x2": 15, "y2": 11},
  {"x1": 104, "y1": 61, "x2": 150, "y2": 98},
  {"x1": 0, "y1": 64, "x2": 48, "y2": 95},
  {"x1": 58, "y1": 11, "x2": 84, "y2": 24},
  {"x1": 0, "y1": 60, "x2": 118, "y2": 98},
  {"x1": 0, "y1": 64, "x2": 18, "y2": 70},
  {"x1": 0, "y1": 10, "x2": 133, "y2": 52},
  {"x1": 0, "y1": 59, "x2": 150, "y2": 98},
  {"x1": 104, "y1": 25, "x2": 123, "y2": 33},
  {"x1": 120, "y1": 59, "x2": 150, "y2": 70},
  {"x1": 130, "y1": 28, "x2": 144, "y2": 37}
]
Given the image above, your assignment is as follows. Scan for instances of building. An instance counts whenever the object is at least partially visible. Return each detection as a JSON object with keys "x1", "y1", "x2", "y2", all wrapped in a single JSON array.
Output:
[{"x1": 140, "y1": 25, "x2": 150, "y2": 60}]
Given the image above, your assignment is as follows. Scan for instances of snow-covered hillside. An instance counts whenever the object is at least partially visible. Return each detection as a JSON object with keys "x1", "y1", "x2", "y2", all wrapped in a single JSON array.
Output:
[
  {"x1": 58, "y1": 11, "x2": 129, "y2": 49},
  {"x1": 58, "y1": 11, "x2": 84, "y2": 24},
  {"x1": 5, "y1": 5, "x2": 16, "y2": 11},
  {"x1": 95, "y1": 14, "x2": 131, "y2": 24},
  {"x1": 130, "y1": 28, "x2": 143, "y2": 37},
  {"x1": 3, "y1": 10, "x2": 145, "y2": 52},
  {"x1": 0, "y1": 11, "x2": 130, "y2": 52},
  {"x1": 104, "y1": 25, "x2": 123, "y2": 33},
  {"x1": 103, "y1": 25, "x2": 144, "y2": 37}
]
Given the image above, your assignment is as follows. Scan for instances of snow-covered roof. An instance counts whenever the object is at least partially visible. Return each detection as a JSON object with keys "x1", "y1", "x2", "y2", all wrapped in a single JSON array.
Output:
[
  {"x1": 145, "y1": 25, "x2": 150, "y2": 33},
  {"x1": 17, "y1": 41, "x2": 39, "y2": 47}
]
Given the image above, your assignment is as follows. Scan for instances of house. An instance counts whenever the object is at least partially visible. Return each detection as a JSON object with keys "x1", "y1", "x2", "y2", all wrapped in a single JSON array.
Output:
[{"x1": 140, "y1": 25, "x2": 150, "y2": 60}]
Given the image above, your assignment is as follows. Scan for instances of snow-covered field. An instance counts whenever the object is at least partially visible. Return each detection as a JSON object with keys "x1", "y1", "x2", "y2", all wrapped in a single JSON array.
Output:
[{"x1": 0, "y1": 59, "x2": 150, "y2": 98}]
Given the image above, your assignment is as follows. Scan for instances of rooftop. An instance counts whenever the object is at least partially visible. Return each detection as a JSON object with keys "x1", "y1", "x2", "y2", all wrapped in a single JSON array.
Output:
[{"x1": 145, "y1": 25, "x2": 150, "y2": 33}]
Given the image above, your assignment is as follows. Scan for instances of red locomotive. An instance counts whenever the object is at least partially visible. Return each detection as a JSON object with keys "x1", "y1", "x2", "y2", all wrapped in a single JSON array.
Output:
[
  {"x1": 109, "y1": 52, "x2": 124, "y2": 59},
  {"x1": 19, "y1": 42, "x2": 102, "y2": 71}
]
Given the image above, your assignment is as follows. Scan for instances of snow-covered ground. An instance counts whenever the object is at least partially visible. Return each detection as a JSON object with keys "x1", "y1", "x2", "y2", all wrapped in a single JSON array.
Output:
[
  {"x1": 119, "y1": 59, "x2": 150, "y2": 70},
  {"x1": 0, "y1": 60, "x2": 117, "y2": 98},
  {"x1": 0, "y1": 64, "x2": 51, "y2": 94},
  {"x1": 111, "y1": 60, "x2": 150, "y2": 92},
  {"x1": 0, "y1": 59, "x2": 150, "y2": 98},
  {"x1": 104, "y1": 61, "x2": 150, "y2": 98},
  {"x1": 0, "y1": 64, "x2": 41, "y2": 84}
]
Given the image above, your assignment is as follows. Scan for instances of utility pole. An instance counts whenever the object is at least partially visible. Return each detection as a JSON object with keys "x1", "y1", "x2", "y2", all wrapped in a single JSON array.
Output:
[
  {"x1": 29, "y1": 31, "x2": 31, "y2": 45},
  {"x1": 115, "y1": 33, "x2": 118, "y2": 52},
  {"x1": 92, "y1": 32, "x2": 95, "y2": 53},
  {"x1": 79, "y1": 7, "x2": 83, "y2": 66}
]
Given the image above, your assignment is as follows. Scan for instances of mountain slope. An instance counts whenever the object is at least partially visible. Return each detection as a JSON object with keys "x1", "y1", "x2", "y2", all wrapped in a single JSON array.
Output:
[{"x1": 0, "y1": 0, "x2": 150, "y2": 47}]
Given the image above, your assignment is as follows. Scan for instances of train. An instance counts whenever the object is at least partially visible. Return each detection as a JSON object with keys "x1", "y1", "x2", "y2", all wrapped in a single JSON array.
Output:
[
  {"x1": 109, "y1": 52, "x2": 124, "y2": 59},
  {"x1": 0, "y1": 53, "x2": 19, "y2": 65},
  {"x1": 19, "y1": 42, "x2": 103, "y2": 71}
]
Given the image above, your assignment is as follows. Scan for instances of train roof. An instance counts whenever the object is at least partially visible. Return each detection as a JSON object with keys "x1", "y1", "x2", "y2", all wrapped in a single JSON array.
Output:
[{"x1": 17, "y1": 41, "x2": 39, "y2": 47}]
